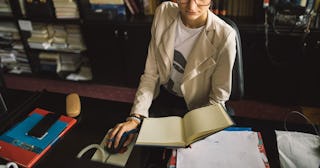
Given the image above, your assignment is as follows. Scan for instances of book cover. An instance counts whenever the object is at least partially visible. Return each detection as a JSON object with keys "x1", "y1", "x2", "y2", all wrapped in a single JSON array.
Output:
[
  {"x1": 136, "y1": 104, "x2": 234, "y2": 147},
  {"x1": 0, "y1": 108, "x2": 77, "y2": 168}
]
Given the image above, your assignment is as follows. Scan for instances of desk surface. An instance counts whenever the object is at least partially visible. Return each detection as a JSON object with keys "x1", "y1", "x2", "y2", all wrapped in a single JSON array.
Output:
[{"x1": 0, "y1": 89, "x2": 316, "y2": 168}]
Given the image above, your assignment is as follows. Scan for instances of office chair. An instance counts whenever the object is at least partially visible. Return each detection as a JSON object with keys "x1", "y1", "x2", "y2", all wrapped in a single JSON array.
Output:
[
  {"x1": 220, "y1": 16, "x2": 244, "y2": 100},
  {"x1": 0, "y1": 67, "x2": 7, "y2": 94},
  {"x1": 219, "y1": 16, "x2": 245, "y2": 115}
]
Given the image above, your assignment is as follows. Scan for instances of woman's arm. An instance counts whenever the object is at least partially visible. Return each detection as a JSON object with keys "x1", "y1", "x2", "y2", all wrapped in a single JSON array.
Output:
[
  {"x1": 209, "y1": 28, "x2": 236, "y2": 105},
  {"x1": 107, "y1": 4, "x2": 165, "y2": 150}
]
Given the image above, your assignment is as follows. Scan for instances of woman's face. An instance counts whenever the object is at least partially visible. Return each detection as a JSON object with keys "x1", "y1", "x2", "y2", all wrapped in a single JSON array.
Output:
[{"x1": 178, "y1": 0, "x2": 211, "y2": 28}]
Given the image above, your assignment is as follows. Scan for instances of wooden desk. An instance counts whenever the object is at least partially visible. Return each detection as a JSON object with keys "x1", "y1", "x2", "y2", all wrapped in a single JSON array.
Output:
[{"x1": 0, "y1": 89, "x2": 316, "y2": 168}]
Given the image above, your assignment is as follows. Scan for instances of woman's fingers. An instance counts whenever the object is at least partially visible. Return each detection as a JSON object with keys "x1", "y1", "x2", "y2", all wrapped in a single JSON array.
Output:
[
  {"x1": 114, "y1": 126, "x2": 127, "y2": 148},
  {"x1": 123, "y1": 134, "x2": 135, "y2": 147},
  {"x1": 107, "y1": 123, "x2": 122, "y2": 148},
  {"x1": 107, "y1": 120, "x2": 139, "y2": 149}
]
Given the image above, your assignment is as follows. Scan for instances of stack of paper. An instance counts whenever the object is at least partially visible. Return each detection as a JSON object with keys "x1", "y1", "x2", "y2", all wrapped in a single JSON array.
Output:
[
  {"x1": 53, "y1": 0, "x2": 80, "y2": 19},
  {"x1": 0, "y1": 0, "x2": 12, "y2": 15},
  {"x1": 0, "y1": 21, "x2": 31, "y2": 74},
  {"x1": 51, "y1": 25, "x2": 68, "y2": 49},
  {"x1": 66, "y1": 66, "x2": 92, "y2": 81},
  {"x1": 27, "y1": 23, "x2": 51, "y2": 50},
  {"x1": 57, "y1": 53, "x2": 82, "y2": 72},
  {"x1": 176, "y1": 130, "x2": 269, "y2": 168},
  {"x1": 66, "y1": 25, "x2": 86, "y2": 51},
  {"x1": 27, "y1": 23, "x2": 86, "y2": 53},
  {"x1": 39, "y1": 52, "x2": 60, "y2": 73}
]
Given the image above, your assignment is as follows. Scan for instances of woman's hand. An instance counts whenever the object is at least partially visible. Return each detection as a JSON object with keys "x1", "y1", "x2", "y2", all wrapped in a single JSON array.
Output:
[{"x1": 107, "y1": 119, "x2": 139, "y2": 149}]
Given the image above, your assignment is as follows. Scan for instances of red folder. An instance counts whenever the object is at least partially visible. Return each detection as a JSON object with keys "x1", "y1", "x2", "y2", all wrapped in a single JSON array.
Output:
[{"x1": 0, "y1": 108, "x2": 77, "y2": 167}]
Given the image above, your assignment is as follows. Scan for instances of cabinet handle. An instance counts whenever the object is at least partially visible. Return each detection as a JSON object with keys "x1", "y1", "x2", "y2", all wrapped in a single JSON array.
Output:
[
  {"x1": 315, "y1": 40, "x2": 320, "y2": 48},
  {"x1": 114, "y1": 29, "x2": 119, "y2": 38},
  {"x1": 123, "y1": 31, "x2": 128, "y2": 40}
]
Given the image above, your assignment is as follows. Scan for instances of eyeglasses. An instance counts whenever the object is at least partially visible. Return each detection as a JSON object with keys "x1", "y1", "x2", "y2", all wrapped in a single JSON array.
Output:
[{"x1": 177, "y1": 0, "x2": 211, "y2": 6}]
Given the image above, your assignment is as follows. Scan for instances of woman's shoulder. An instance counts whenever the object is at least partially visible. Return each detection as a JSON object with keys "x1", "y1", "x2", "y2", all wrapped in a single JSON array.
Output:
[
  {"x1": 211, "y1": 13, "x2": 234, "y2": 32},
  {"x1": 155, "y1": 1, "x2": 179, "y2": 16},
  {"x1": 157, "y1": 1, "x2": 178, "y2": 10},
  {"x1": 204, "y1": 12, "x2": 236, "y2": 47},
  {"x1": 152, "y1": 1, "x2": 179, "y2": 27},
  {"x1": 208, "y1": 12, "x2": 235, "y2": 38}
]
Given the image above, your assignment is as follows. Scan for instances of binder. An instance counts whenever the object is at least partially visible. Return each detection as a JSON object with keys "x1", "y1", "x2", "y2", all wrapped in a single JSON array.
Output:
[{"x1": 0, "y1": 108, "x2": 77, "y2": 168}]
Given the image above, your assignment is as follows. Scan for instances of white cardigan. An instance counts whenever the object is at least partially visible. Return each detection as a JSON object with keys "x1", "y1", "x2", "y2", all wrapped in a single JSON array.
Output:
[{"x1": 130, "y1": 2, "x2": 236, "y2": 117}]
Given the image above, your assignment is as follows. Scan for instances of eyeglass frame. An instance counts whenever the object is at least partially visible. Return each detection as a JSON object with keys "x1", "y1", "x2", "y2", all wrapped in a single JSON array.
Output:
[{"x1": 177, "y1": 0, "x2": 211, "y2": 6}]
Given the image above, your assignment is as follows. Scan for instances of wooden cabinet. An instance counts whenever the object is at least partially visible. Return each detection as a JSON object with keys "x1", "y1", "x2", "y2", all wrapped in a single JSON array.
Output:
[
  {"x1": 239, "y1": 24, "x2": 320, "y2": 106},
  {"x1": 2, "y1": 0, "x2": 320, "y2": 107},
  {"x1": 122, "y1": 24, "x2": 151, "y2": 87},
  {"x1": 299, "y1": 32, "x2": 320, "y2": 106},
  {"x1": 83, "y1": 22, "x2": 126, "y2": 85},
  {"x1": 82, "y1": 20, "x2": 151, "y2": 87}
]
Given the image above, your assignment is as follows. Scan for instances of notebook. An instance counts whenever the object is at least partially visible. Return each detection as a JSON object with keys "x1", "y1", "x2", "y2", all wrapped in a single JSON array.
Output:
[{"x1": 0, "y1": 108, "x2": 77, "y2": 168}]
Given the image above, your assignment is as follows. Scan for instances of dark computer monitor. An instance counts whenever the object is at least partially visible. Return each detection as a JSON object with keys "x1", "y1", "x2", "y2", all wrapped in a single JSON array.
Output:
[
  {"x1": 0, "y1": 90, "x2": 43, "y2": 134},
  {"x1": 0, "y1": 92, "x2": 9, "y2": 134}
]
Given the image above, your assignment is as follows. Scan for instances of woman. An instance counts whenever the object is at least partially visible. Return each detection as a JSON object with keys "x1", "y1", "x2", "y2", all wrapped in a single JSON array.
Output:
[{"x1": 107, "y1": 0, "x2": 236, "y2": 150}]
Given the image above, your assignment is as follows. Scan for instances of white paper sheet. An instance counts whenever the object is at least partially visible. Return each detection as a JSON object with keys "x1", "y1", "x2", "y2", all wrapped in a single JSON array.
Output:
[
  {"x1": 177, "y1": 131, "x2": 265, "y2": 168},
  {"x1": 276, "y1": 130, "x2": 320, "y2": 168}
]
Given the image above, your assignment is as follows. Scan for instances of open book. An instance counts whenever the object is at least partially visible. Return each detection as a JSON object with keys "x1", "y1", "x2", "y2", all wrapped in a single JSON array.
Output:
[{"x1": 136, "y1": 104, "x2": 234, "y2": 147}]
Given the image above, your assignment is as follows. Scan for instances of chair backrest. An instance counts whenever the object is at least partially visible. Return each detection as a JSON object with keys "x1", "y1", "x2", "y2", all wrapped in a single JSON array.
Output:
[
  {"x1": 0, "y1": 67, "x2": 6, "y2": 94},
  {"x1": 220, "y1": 16, "x2": 245, "y2": 100}
]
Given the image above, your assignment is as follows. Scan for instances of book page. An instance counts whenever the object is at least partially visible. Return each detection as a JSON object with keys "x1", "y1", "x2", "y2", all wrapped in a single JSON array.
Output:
[
  {"x1": 136, "y1": 116, "x2": 185, "y2": 147},
  {"x1": 183, "y1": 104, "x2": 234, "y2": 145}
]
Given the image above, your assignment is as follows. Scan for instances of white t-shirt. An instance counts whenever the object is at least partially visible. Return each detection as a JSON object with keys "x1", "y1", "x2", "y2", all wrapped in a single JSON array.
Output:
[{"x1": 164, "y1": 17, "x2": 204, "y2": 97}]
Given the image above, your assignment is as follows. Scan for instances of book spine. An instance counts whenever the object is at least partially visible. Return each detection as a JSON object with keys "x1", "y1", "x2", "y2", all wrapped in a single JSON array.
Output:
[
  {"x1": 91, "y1": 4, "x2": 126, "y2": 15},
  {"x1": 91, "y1": 4, "x2": 124, "y2": 10},
  {"x1": 316, "y1": 0, "x2": 320, "y2": 10},
  {"x1": 143, "y1": 0, "x2": 152, "y2": 15},
  {"x1": 226, "y1": 0, "x2": 233, "y2": 16},
  {"x1": 219, "y1": 0, "x2": 227, "y2": 16},
  {"x1": 232, "y1": 0, "x2": 239, "y2": 17},
  {"x1": 257, "y1": 132, "x2": 270, "y2": 168},
  {"x1": 212, "y1": 0, "x2": 220, "y2": 15}
]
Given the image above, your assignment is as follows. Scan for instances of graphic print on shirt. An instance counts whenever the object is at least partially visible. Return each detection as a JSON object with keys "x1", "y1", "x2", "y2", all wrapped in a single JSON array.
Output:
[
  {"x1": 164, "y1": 16, "x2": 204, "y2": 97},
  {"x1": 166, "y1": 50, "x2": 186, "y2": 96}
]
